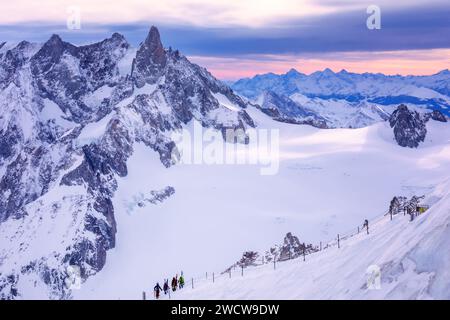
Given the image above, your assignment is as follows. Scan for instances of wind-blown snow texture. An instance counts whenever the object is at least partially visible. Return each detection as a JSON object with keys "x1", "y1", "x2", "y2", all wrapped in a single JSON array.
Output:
[
  {"x1": 1, "y1": 27, "x2": 449, "y2": 300},
  {"x1": 233, "y1": 68, "x2": 450, "y2": 129}
]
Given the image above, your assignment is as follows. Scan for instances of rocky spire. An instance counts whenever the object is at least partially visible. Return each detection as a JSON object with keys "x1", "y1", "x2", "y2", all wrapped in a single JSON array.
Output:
[
  {"x1": 142, "y1": 26, "x2": 166, "y2": 66},
  {"x1": 132, "y1": 26, "x2": 167, "y2": 87},
  {"x1": 389, "y1": 104, "x2": 427, "y2": 148}
]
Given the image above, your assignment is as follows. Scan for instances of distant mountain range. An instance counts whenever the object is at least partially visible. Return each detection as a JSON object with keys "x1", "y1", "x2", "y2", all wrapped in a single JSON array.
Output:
[
  {"x1": 231, "y1": 68, "x2": 450, "y2": 128},
  {"x1": 0, "y1": 26, "x2": 254, "y2": 299},
  {"x1": 1, "y1": 26, "x2": 449, "y2": 299}
]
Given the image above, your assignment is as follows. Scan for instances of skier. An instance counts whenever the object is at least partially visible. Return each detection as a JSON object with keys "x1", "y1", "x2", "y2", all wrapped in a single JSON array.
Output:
[
  {"x1": 171, "y1": 276, "x2": 178, "y2": 292},
  {"x1": 154, "y1": 282, "x2": 163, "y2": 299},
  {"x1": 179, "y1": 274, "x2": 185, "y2": 289},
  {"x1": 163, "y1": 279, "x2": 169, "y2": 295}
]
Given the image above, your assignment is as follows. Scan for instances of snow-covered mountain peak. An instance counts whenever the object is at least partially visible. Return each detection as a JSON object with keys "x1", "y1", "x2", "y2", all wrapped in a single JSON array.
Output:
[
  {"x1": 436, "y1": 69, "x2": 450, "y2": 76},
  {"x1": 285, "y1": 68, "x2": 304, "y2": 77}
]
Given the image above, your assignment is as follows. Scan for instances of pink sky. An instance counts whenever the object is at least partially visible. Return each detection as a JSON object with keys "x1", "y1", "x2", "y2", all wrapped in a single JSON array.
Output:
[{"x1": 190, "y1": 49, "x2": 450, "y2": 80}]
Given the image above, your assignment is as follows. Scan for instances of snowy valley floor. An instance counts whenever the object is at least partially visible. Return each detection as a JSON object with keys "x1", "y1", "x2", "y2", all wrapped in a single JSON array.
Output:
[{"x1": 75, "y1": 107, "x2": 450, "y2": 299}]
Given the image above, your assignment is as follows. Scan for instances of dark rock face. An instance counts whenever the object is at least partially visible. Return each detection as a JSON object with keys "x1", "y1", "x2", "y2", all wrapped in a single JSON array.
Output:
[
  {"x1": 132, "y1": 26, "x2": 167, "y2": 87},
  {"x1": 0, "y1": 274, "x2": 19, "y2": 300},
  {"x1": 147, "y1": 187, "x2": 175, "y2": 204},
  {"x1": 0, "y1": 26, "x2": 255, "y2": 299},
  {"x1": 259, "y1": 91, "x2": 328, "y2": 128},
  {"x1": 224, "y1": 232, "x2": 318, "y2": 273},
  {"x1": 430, "y1": 110, "x2": 447, "y2": 122},
  {"x1": 389, "y1": 104, "x2": 427, "y2": 148},
  {"x1": 278, "y1": 232, "x2": 303, "y2": 261},
  {"x1": 31, "y1": 33, "x2": 130, "y2": 123}
]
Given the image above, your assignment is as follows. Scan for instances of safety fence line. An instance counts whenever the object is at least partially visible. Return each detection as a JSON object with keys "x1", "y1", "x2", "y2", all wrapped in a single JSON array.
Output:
[{"x1": 146, "y1": 210, "x2": 407, "y2": 300}]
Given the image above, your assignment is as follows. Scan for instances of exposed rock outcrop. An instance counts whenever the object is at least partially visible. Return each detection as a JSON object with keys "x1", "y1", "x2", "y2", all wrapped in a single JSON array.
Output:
[{"x1": 389, "y1": 104, "x2": 427, "y2": 148}]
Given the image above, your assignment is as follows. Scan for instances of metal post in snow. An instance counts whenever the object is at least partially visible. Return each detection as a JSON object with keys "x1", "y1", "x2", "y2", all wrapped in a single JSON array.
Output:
[
  {"x1": 142, "y1": 291, "x2": 146, "y2": 300},
  {"x1": 241, "y1": 265, "x2": 244, "y2": 277},
  {"x1": 320, "y1": 241, "x2": 322, "y2": 251},
  {"x1": 206, "y1": 272, "x2": 208, "y2": 280},
  {"x1": 390, "y1": 210, "x2": 393, "y2": 221},
  {"x1": 303, "y1": 244, "x2": 306, "y2": 261},
  {"x1": 213, "y1": 272, "x2": 215, "y2": 283},
  {"x1": 229, "y1": 269, "x2": 231, "y2": 278},
  {"x1": 337, "y1": 234, "x2": 340, "y2": 248},
  {"x1": 191, "y1": 278, "x2": 194, "y2": 289},
  {"x1": 273, "y1": 259, "x2": 276, "y2": 270}
]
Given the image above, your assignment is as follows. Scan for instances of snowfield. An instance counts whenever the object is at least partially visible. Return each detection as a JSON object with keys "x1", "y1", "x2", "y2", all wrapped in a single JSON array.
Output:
[{"x1": 74, "y1": 106, "x2": 450, "y2": 300}]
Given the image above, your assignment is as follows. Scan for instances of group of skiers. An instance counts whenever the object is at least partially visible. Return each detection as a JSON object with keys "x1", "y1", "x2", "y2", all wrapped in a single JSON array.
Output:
[{"x1": 153, "y1": 273, "x2": 185, "y2": 299}]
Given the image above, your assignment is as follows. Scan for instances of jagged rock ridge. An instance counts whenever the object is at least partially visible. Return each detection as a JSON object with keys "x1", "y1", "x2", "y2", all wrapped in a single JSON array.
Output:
[
  {"x1": 223, "y1": 232, "x2": 318, "y2": 273},
  {"x1": 389, "y1": 104, "x2": 427, "y2": 148},
  {"x1": 0, "y1": 26, "x2": 254, "y2": 299}
]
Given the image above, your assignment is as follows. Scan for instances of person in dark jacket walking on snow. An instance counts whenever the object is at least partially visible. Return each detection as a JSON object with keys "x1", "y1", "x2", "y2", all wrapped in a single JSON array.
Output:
[
  {"x1": 363, "y1": 219, "x2": 369, "y2": 234},
  {"x1": 163, "y1": 279, "x2": 169, "y2": 295},
  {"x1": 171, "y1": 276, "x2": 178, "y2": 292},
  {"x1": 154, "y1": 282, "x2": 163, "y2": 299}
]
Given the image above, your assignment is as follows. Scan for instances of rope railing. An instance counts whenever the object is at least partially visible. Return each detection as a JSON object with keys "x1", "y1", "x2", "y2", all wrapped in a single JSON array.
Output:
[{"x1": 146, "y1": 209, "x2": 412, "y2": 300}]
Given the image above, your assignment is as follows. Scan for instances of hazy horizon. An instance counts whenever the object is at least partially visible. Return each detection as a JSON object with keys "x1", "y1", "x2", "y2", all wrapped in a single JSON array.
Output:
[{"x1": 1, "y1": 0, "x2": 449, "y2": 80}]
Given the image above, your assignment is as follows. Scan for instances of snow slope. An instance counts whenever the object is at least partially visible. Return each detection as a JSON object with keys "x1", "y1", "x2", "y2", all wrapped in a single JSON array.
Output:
[
  {"x1": 173, "y1": 177, "x2": 450, "y2": 300},
  {"x1": 74, "y1": 106, "x2": 450, "y2": 300}
]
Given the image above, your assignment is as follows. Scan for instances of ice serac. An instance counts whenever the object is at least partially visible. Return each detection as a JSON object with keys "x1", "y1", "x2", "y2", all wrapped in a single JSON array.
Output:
[
  {"x1": 389, "y1": 104, "x2": 427, "y2": 148},
  {"x1": 0, "y1": 26, "x2": 256, "y2": 299},
  {"x1": 132, "y1": 26, "x2": 255, "y2": 136}
]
